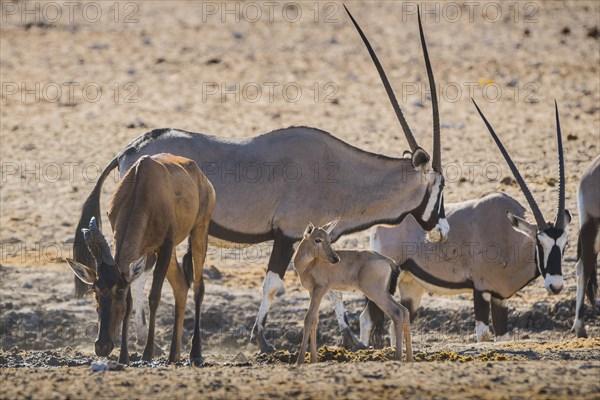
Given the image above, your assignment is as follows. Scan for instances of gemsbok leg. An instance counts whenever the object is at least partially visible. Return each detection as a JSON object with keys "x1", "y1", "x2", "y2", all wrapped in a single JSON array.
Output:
[
  {"x1": 574, "y1": 219, "x2": 599, "y2": 338},
  {"x1": 491, "y1": 297, "x2": 509, "y2": 340},
  {"x1": 330, "y1": 291, "x2": 367, "y2": 350},
  {"x1": 252, "y1": 234, "x2": 295, "y2": 353},
  {"x1": 473, "y1": 290, "x2": 492, "y2": 342}
]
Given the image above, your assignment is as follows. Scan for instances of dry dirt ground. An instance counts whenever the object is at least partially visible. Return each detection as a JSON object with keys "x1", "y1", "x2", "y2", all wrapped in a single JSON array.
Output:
[{"x1": 1, "y1": 1, "x2": 599, "y2": 399}]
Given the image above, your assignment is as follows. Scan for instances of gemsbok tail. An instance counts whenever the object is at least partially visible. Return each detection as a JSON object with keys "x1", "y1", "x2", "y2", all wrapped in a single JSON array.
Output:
[
  {"x1": 388, "y1": 262, "x2": 401, "y2": 296},
  {"x1": 369, "y1": 261, "x2": 401, "y2": 348},
  {"x1": 72, "y1": 156, "x2": 119, "y2": 297}
]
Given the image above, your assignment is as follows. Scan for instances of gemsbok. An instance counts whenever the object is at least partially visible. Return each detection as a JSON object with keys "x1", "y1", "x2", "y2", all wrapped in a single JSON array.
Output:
[
  {"x1": 573, "y1": 155, "x2": 599, "y2": 338},
  {"x1": 67, "y1": 153, "x2": 215, "y2": 365},
  {"x1": 72, "y1": 5, "x2": 448, "y2": 353},
  {"x1": 363, "y1": 101, "x2": 571, "y2": 344},
  {"x1": 294, "y1": 219, "x2": 413, "y2": 364}
]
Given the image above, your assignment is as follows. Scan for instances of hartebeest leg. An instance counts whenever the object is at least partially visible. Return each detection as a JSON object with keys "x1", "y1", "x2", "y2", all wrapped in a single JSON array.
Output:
[
  {"x1": 297, "y1": 286, "x2": 326, "y2": 365},
  {"x1": 252, "y1": 234, "x2": 295, "y2": 353},
  {"x1": 189, "y1": 227, "x2": 209, "y2": 366},
  {"x1": 131, "y1": 253, "x2": 155, "y2": 346},
  {"x1": 166, "y1": 250, "x2": 189, "y2": 363},
  {"x1": 142, "y1": 241, "x2": 173, "y2": 361},
  {"x1": 329, "y1": 291, "x2": 366, "y2": 350},
  {"x1": 474, "y1": 290, "x2": 492, "y2": 342},
  {"x1": 118, "y1": 288, "x2": 133, "y2": 364}
]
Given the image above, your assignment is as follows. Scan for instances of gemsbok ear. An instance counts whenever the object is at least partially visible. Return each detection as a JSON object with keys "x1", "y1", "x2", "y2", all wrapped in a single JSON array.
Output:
[
  {"x1": 564, "y1": 209, "x2": 572, "y2": 225},
  {"x1": 322, "y1": 217, "x2": 340, "y2": 235},
  {"x1": 507, "y1": 212, "x2": 537, "y2": 238},
  {"x1": 411, "y1": 147, "x2": 430, "y2": 170},
  {"x1": 304, "y1": 222, "x2": 315, "y2": 238},
  {"x1": 126, "y1": 256, "x2": 146, "y2": 283},
  {"x1": 66, "y1": 258, "x2": 96, "y2": 285}
]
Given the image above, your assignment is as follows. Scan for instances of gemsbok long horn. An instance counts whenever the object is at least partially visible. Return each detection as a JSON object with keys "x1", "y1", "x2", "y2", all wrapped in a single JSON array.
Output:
[
  {"x1": 417, "y1": 7, "x2": 441, "y2": 173},
  {"x1": 554, "y1": 100, "x2": 566, "y2": 229},
  {"x1": 344, "y1": 4, "x2": 441, "y2": 172},
  {"x1": 472, "y1": 99, "x2": 549, "y2": 230}
]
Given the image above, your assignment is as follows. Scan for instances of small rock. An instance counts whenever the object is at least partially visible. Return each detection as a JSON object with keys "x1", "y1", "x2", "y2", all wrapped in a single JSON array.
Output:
[
  {"x1": 561, "y1": 27, "x2": 570, "y2": 35},
  {"x1": 567, "y1": 134, "x2": 578, "y2": 141},
  {"x1": 587, "y1": 26, "x2": 599, "y2": 39},
  {"x1": 155, "y1": 57, "x2": 166, "y2": 64},
  {"x1": 126, "y1": 118, "x2": 148, "y2": 129},
  {"x1": 22, "y1": 143, "x2": 36, "y2": 151},
  {"x1": 500, "y1": 176, "x2": 516, "y2": 186},
  {"x1": 90, "y1": 43, "x2": 108, "y2": 50},
  {"x1": 22, "y1": 282, "x2": 33, "y2": 289},
  {"x1": 206, "y1": 58, "x2": 221, "y2": 65},
  {"x1": 233, "y1": 31, "x2": 243, "y2": 40}
]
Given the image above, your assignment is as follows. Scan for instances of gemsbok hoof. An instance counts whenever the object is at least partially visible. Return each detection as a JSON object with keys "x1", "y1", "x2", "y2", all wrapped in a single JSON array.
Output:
[{"x1": 190, "y1": 357, "x2": 204, "y2": 367}]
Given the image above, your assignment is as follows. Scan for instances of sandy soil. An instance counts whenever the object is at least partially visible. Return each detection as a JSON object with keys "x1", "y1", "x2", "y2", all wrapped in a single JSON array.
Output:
[{"x1": 1, "y1": 1, "x2": 599, "y2": 399}]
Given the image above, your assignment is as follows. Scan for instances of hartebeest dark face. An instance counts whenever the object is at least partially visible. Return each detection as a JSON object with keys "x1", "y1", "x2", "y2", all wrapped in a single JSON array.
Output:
[{"x1": 66, "y1": 217, "x2": 144, "y2": 357}]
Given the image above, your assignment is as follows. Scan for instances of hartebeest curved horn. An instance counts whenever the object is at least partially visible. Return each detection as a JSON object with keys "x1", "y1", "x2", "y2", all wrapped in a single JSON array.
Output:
[
  {"x1": 82, "y1": 217, "x2": 115, "y2": 266},
  {"x1": 343, "y1": 5, "x2": 420, "y2": 154},
  {"x1": 472, "y1": 99, "x2": 549, "y2": 230},
  {"x1": 417, "y1": 7, "x2": 441, "y2": 173},
  {"x1": 554, "y1": 100, "x2": 566, "y2": 229}
]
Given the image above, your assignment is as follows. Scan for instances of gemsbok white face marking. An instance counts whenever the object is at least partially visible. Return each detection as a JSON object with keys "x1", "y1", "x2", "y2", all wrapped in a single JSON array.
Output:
[
  {"x1": 422, "y1": 174, "x2": 442, "y2": 221},
  {"x1": 537, "y1": 230, "x2": 568, "y2": 294}
]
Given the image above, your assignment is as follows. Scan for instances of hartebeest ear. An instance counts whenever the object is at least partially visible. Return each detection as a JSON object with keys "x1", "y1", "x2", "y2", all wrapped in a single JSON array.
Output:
[
  {"x1": 304, "y1": 222, "x2": 315, "y2": 238},
  {"x1": 126, "y1": 256, "x2": 146, "y2": 283},
  {"x1": 321, "y1": 217, "x2": 340, "y2": 235},
  {"x1": 66, "y1": 258, "x2": 96, "y2": 285},
  {"x1": 507, "y1": 212, "x2": 537, "y2": 238}
]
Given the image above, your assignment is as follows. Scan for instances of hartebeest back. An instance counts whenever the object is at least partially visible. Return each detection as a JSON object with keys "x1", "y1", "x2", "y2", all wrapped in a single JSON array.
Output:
[{"x1": 67, "y1": 153, "x2": 215, "y2": 365}]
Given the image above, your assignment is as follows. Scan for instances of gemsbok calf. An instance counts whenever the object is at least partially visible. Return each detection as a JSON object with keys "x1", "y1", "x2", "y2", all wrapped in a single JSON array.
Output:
[
  {"x1": 72, "y1": 5, "x2": 448, "y2": 353},
  {"x1": 67, "y1": 153, "x2": 215, "y2": 365},
  {"x1": 294, "y1": 219, "x2": 413, "y2": 364},
  {"x1": 364, "y1": 101, "x2": 571, "y2": 343},
  {"x1": 573, "y1": 155, "x2": 599, "y2": 338}
]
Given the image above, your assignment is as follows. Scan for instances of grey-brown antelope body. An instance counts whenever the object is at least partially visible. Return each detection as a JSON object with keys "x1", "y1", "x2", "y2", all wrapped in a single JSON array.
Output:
[
  {"x1": 67, "y1": 153, "x2": 215, "y2": 365},
  {"x1": 573, "y1": 155, "x2": 599, "y2": 338},
  {"x1": 72, "y1": 5, "x2": 448, "y2": 353},
  {"x1": 294, "y1": 219, "x2": 413, "y2": 364},
  {"x1": 363, "y1": 101, "x2": 571, "y2": 344}
]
